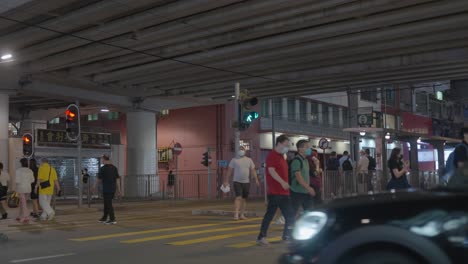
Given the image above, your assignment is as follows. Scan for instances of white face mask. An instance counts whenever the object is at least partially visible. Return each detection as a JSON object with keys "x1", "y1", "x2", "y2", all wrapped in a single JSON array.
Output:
[
  {"x1": 281, "y1": 147, "x2": 289, "y2": 154},
  {"x1": 238, "y1": 150, "x2": 246, "y2": 157}
]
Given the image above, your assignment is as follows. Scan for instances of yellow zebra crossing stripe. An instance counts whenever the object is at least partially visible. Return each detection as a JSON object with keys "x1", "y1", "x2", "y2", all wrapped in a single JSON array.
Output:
[
  {"x1": 167, "y1": 230, "x2": 259, "y2": 246},
  {"x1": 227, "y1": 236, "x2": 283, "y2": 248},
  {"x1": 121, "y1": 224, "x2": 258, "y2": 244},
  {"x1": 71, "y1": 217, "x2": 261, "y2": 242}
]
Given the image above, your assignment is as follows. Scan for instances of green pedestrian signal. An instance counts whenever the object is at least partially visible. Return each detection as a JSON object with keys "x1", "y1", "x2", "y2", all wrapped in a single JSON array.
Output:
[{"x1": 244, "y1": 111, "x2": 259, "y2": 123}]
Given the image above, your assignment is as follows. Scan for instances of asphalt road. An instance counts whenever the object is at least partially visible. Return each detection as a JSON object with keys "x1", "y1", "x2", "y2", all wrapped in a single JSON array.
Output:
[{"x1": 0, "y1": 201, "x2": 285, "y2": 264}]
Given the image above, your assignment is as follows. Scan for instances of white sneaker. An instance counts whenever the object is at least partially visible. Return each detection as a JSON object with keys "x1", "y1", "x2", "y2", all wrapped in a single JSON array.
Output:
[
  {"x1": 256, "y1": 238, "x2": 270, "y2": 246},
  {"x1": 48, "y1": 213, "x2": 55, "y2": 221}
]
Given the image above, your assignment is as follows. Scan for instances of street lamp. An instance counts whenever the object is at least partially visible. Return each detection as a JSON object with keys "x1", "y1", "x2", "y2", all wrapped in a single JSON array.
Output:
[
  {"x1": 385, "y1": 132, "x2": 391, "y2": 140},
  {"x1": 360, "y1": 131, "x2": 366, "y2": 136}
]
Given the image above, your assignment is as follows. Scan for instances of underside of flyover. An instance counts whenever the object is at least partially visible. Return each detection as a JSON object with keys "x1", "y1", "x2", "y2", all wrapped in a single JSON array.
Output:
[{"x1": 0, "y1": 0, "x2": 467, "y2": 114}]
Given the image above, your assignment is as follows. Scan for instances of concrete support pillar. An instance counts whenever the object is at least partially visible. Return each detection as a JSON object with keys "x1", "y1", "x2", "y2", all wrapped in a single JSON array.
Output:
[
  {"x1": 126, "y1": 111, "x2": 158, "y2": 197},
  {"x1": 0, "y1": 94, "x2": 9, "y2": 171}
]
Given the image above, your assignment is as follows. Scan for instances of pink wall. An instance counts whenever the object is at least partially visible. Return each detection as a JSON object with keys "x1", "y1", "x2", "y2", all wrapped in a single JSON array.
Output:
[{"x1": 157, "y1": 105, "x2": 222, "y2": 172}]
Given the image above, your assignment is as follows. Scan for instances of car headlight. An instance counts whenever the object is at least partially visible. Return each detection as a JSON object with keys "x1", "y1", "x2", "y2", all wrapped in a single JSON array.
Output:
[{"x1": 292, "y1": 211, "x2": 328, "y2": 241}]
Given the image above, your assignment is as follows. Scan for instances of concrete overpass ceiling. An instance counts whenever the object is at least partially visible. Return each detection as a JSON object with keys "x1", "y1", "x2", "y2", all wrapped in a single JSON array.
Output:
[{"x1": 1, "y1": 0, "x2": 468, "y2": 109}]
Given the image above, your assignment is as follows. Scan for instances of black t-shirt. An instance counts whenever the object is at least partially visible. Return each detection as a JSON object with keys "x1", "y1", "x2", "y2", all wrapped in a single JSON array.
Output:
[
  {"x1": 368, "y1": 156, "x2": 376, "y2": 170},
  {"x1": 98, "y1": 164, "x2": 120, "y2": 193},
  {"x1": 388, "y1": 159, "x2": 402, "y2": 179},
  {"x1": 454, "y1": 141, "x2": 468, "y2": 169}
]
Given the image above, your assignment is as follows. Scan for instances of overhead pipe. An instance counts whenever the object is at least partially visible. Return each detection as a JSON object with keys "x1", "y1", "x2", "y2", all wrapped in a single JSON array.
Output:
[
  {"x1": 98, "y1": 9, "x2": 468, "y2": 86},
  {"x1": 202, "y1": 63, "x2": 468, "y2": 100},
  {"x1": 131, "y1": 42, "x2": 467, "y2": 94},
  {"x1": 92, "y1": 1, "x2": 468, "y2": 82},
  {"x1": 1, "y1": 0, "x2": 155, "y2": 49},
  {"x1": 127, "y1": 37, "x2": 468, "y2": 90},
  {"x1": 246, "y1": 68, "x2": 468, "y2": 99},
  {"x1": 42, "y1": 0, "x2": 350, "y2": 74},
  {"x1": 15, "y1": 0, "x2": 243, "y2": 65},
  {"x1": 259, "y1": 72, "x2": 468, "y2": 99}
]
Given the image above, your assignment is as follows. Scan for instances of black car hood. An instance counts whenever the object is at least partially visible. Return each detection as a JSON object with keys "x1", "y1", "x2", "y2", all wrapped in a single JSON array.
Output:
[{"x1": 317, "y1": 190, "x2": 468, "y2": 211}]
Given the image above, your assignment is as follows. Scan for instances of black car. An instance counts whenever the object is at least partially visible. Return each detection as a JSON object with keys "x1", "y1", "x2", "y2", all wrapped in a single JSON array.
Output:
[{"x1": 280, "y1": 188, "x2": 468, "y2": 264}]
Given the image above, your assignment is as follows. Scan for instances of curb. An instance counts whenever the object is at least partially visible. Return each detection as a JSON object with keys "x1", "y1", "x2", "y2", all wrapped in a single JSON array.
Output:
[{"x1": 192, "y1": 209, "x2": 264, "y2": 217}]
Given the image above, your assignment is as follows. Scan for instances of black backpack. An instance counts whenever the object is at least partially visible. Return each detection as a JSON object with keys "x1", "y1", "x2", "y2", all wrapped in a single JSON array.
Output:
[
  {"x1": 288, "y1": 156, "x2": 303, "y2": 185},
  {"x1": 368, "y1": 156, "x2": 377, "y2": 170},
  {"x1": 342, "y1": 157, "x2": 353, "y2": 171}
]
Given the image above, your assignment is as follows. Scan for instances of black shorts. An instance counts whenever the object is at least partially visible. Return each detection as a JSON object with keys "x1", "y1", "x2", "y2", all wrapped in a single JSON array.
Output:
[{"x1": 233, "y1": 182, "x2": 250, "y2": 199}]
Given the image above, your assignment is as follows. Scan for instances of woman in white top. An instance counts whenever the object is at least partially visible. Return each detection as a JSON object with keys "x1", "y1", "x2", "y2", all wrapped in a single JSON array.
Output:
[
  {"x1": 0, "y1": 162, "x2": 10, "y2": 219},
  {"x1": 15, "y1": 158, "x2": 35, "y2": 223}
]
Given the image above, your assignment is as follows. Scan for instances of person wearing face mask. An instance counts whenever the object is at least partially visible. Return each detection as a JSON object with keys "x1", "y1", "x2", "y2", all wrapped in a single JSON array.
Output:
[
  {"x1": 289, "y1": 140, "x2": 315, "y2": 218},
  {"x1": 386, "y1": 147, "x2": 411, "y2": 190},
  {"x1": 224, "y1": 146, "x2": 259, "y2": 221},
  {"x1": 257, "y1": 135, "x2": 294, "y2": 246}
]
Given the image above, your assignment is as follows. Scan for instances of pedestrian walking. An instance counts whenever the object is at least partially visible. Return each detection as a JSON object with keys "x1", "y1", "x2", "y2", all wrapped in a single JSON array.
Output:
[
  {"x1": 290, "y1": 140, "x2": 314, "y2": 218},
  {"x1": 36, "y1": 158, "x2": 60, "y2": 221},
  {"x1": 339, "y1": 151, "x2": 354, "y2": 195},
  {"x1": 257, "y1": 135, "x2": 294, "y2": 245},
  {"x1": 387, "y1": 148, "x2": 411, "y2": 190},
  {"x1": 29, "y1": 159, "x2": 41, "y2": 218},
  {"x1": 15, "y1": 158, "x2": 35, "y2": 223},
  {"x1": 0, "y1": 162, "x2": 10, "y2": 220},
  {"x1": 365, "y1": 149, "x2": 377, "y2": 191},
  {"x1": 224, "y1": 146, "x2": 259, "y2": 220},
  {"x1": 97, "y1": 154, "x2": 121, "y2": 225},
  {"x1": 357, "y1": 150, "x2": 370, "y2": 193}
]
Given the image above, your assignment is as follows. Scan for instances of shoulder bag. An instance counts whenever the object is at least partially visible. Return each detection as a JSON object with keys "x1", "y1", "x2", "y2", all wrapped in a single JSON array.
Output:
[{"x1": 39, "y1": 167, "x2": 52, "y2": 189}]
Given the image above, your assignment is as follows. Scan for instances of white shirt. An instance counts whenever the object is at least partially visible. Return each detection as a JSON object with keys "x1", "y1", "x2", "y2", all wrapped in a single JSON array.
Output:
[
  {"x1": 357, "y1": 156, "x2": 370, "y2": 173},
  {"x1": 15, "y1": 167, "x2": 35, "y2": 194},
  {"x1": 229, "y1": 156, "x2": 255, "y2": 183},
  {"x1": 0, "y1": 170, "x2": 10, "y2": 187}
]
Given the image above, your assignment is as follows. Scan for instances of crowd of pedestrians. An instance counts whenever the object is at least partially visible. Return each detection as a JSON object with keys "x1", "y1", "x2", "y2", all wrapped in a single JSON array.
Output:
[{"x1": 0, "y1": 154, "x2": 120, "y2": 225}]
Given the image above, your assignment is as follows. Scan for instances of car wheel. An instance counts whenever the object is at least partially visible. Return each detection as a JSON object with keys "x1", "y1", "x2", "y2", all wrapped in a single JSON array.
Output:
[{"x1": 341, "y1": 250, "x2": 421, "y2": 264}]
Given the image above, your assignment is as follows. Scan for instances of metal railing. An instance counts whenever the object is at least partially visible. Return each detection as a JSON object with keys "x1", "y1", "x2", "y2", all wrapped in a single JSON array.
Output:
[
  {"x1": 322, "y1": 170, "x2": 440, "y2": 200},
  {"x1": 53, "y1": 169, "x2": 441, "y2": 204}
]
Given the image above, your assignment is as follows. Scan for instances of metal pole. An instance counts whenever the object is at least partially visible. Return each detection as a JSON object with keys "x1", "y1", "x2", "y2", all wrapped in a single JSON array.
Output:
[
  {"x1": 175, "y1": 154, "x2": 179, "y2": 198},
  {"x1": 207, "y1": 148, "x2": 212, "y2": 198},
  {"x1": 234, "y1": 82, "x2": 241, "y2": 155},
  {"x1": 76, "y1": 100, "x2": 82, "y2": 208},
  {"x1": 267, "y1": 100, "x2": 276, "y2": 204}
]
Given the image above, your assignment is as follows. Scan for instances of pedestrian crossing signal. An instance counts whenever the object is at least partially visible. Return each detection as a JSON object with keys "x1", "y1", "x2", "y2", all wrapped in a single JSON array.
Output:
[
  {"x1": 201, "y1": 152, "x2": 211, "y2": 167},
  {"x1": 22, "y1": 133, "x2": 33, "y2": 158}
]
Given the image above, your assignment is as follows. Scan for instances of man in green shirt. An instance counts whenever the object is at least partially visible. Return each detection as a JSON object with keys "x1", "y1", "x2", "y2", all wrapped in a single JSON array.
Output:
[{"x1": 290, "y1": 140, "x2": 316, "y2": 218}]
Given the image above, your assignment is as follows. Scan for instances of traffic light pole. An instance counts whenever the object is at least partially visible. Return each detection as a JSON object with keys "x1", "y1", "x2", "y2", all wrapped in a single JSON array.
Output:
[
  {"x1": 234, "y1": 83, "x2": 240, "y2": 157},
  {"x1": 76, "y1": 100, "x2": 83, "y2": 208}
]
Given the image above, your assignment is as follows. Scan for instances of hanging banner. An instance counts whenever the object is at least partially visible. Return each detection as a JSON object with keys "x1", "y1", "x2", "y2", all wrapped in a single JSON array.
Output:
[{"x1": 36, "y1": 129, "x2": 111, "y2": 149}]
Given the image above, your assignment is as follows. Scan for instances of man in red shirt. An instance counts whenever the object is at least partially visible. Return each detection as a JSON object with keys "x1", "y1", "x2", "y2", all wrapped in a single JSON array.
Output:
[{"x1": 257, "y1": 135, "x2": 293, "y2": 245}]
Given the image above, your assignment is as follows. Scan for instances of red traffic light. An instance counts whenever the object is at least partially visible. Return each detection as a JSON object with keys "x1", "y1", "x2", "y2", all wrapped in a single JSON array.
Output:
[
  {"x1": 23, "y1": 135, "x2": 31, "y2": 143},
  {"x1": 65, "y1": 109, "x2": 76, "y2": 120}
]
